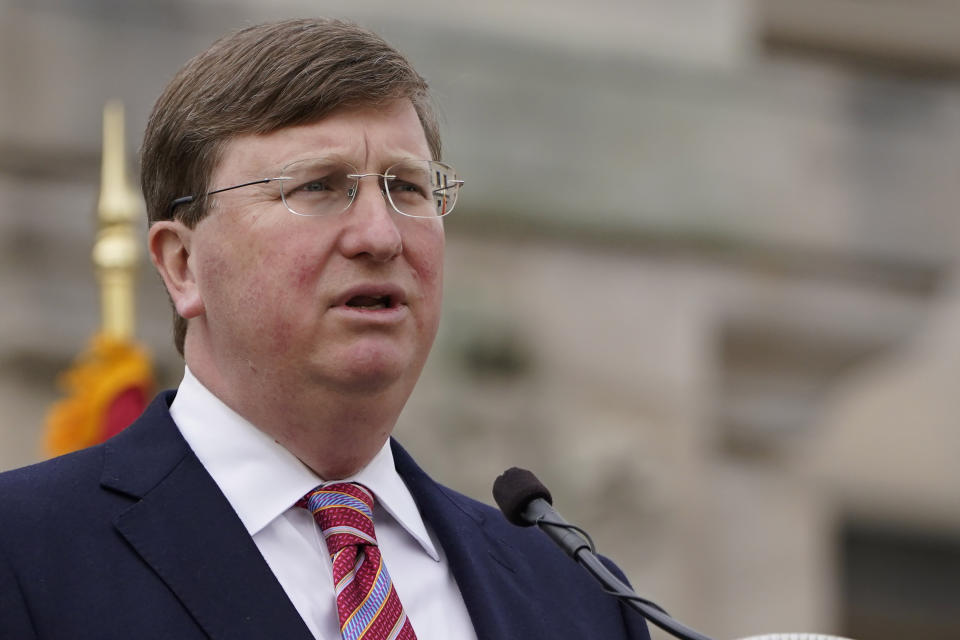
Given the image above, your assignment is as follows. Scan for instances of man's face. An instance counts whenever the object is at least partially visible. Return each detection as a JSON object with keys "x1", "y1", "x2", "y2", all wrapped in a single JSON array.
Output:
[{"x1": 186, "y1": 99, "x2": 444, "y2": 398}]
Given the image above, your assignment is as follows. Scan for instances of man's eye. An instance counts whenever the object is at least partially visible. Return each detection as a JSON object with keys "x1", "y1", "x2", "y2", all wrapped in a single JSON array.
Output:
[
  {"x1": 390, "y1": 180, "x2": 426, "y2": 196},
  {"x1": 301, "y1": 179, "x2": 330, "y2": 192}
]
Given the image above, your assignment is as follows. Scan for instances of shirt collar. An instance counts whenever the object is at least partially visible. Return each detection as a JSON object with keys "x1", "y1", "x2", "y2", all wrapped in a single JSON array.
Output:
[{"x1": 169, "y1": 366, "x2": 439, "y2": 561}]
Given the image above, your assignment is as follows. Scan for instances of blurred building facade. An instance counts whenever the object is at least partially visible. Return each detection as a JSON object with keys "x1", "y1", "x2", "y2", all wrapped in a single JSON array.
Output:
[{"x1": 1, "y1": 1, "x2": 959, "y2": 638}]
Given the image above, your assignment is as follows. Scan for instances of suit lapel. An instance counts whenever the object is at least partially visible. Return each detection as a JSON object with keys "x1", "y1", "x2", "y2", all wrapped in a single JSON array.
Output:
[
  {"x1": 392, "y1": 440, "x2": 555, "y2": 640},
  {"x1": 101, "y1": 393, "x2": 313, "y2": 640}
]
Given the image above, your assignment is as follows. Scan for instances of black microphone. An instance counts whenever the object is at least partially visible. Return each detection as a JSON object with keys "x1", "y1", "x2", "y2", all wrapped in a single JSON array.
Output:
[{"x1": 493, "y1": 467, "x2": 716, "y2": 640}]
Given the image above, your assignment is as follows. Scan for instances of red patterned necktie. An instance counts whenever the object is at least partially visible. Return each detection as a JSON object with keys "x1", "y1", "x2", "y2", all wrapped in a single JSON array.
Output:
[{"x1": 302, "y1": 482, "x2": 418, "y2": 640}]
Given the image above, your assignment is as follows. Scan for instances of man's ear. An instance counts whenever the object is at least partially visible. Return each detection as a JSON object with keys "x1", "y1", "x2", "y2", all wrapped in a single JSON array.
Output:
[{"x1": 148, "y1": 220, "x2": 204, "y2": 319}]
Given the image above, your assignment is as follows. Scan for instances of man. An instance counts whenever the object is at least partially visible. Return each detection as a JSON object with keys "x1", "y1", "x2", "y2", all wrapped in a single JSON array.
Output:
[{"x1": 0, "y1": 18, "x2": 650, "y2": 640}]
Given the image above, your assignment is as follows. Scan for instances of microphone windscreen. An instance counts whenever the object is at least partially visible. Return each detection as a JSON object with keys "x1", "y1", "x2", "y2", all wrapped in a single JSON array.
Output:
[{"x1": 493, "y1": 467, "x2": 553, "y2": 526}]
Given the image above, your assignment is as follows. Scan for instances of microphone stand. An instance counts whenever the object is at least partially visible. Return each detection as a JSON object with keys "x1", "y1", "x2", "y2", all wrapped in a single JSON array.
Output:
[
  {"x1": 494, "y1": 466, "x2": 715, "y2": 639},
  {"x1": 531, "y1": 509, "x2": 716, "y2": 640},
  {"x1": 498, "y1": 469, "x2": 850, "y2": 640}
]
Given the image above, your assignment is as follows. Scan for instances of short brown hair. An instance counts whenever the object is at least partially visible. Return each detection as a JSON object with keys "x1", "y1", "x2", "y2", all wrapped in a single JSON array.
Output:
[{"x1": 141, "y1": 17, "x2": 441, "y2": 355}]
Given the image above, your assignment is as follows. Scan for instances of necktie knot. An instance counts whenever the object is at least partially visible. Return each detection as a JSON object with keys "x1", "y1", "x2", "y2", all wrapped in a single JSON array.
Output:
[{"x1": 303, "y1": 482, "x2": 378, "y2": 557}]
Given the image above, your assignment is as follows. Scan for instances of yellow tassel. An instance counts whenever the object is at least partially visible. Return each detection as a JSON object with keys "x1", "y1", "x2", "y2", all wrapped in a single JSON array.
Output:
[{"x1": 44, "y1": 333, "x2": 153, "y2": 457}]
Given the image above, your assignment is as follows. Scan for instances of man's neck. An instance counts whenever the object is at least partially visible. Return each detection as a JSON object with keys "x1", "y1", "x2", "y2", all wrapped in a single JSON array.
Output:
[{"x1": 183, "y1": 355, "x2": 411, "y2": 480}]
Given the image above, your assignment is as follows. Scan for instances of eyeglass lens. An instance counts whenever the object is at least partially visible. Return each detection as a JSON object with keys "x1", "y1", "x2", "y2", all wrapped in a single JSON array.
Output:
[{"x1": 280, "y1": 157, "x2": 460, "y2": 218}]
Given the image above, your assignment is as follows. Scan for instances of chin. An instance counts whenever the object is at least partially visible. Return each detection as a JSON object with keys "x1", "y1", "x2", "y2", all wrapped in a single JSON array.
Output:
[
  {"x1": 336, "y1": 373, "x2": 403, "y2": 396},
  {"x1": 319, "y1": 348, "x2": 417, "y2": 395}
]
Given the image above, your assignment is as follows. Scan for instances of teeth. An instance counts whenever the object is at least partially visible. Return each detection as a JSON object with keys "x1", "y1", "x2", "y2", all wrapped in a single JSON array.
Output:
[{"x1": 346, "y1": 295, "x2": 390, "y2": 309}]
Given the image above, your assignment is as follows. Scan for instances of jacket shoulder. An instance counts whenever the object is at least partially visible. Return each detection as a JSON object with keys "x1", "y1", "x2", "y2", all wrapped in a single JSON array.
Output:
[{"x1": 0, "y1": 444, "x2": 107, "y2": 514}]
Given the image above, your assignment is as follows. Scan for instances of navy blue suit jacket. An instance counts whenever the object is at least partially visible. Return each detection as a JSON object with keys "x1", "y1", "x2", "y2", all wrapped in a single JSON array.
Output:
[{"x1": 0, "y1": 392, "x2": 650, "y2": 639}]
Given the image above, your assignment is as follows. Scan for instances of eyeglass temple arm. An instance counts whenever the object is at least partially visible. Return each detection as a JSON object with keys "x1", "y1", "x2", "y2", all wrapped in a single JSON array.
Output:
[
  {"x1": 168, "y1": 177, "x2": 283, "y2": 213},
  {"x1": 432, "y1": 179, "x2": 464, "y2": 194}
]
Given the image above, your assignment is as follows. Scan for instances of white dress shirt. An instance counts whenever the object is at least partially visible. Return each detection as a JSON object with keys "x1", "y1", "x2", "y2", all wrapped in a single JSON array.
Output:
[{"x1": 170, "y1": 366, "x2": 478, "y2": 640}]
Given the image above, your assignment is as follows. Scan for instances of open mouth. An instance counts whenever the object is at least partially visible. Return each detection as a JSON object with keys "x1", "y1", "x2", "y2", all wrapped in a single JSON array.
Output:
[{"x1": 345, "y1": 294, "x2": 393, "y2": 310}]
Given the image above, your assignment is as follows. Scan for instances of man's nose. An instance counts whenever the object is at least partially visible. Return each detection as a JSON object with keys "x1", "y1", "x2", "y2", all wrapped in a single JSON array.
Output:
[{"x1": 337, "y1": 176, "x2": 403, "y2": 261}]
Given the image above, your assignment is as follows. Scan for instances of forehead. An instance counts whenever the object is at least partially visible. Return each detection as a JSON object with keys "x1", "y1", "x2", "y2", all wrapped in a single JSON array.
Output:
[{"x1": 213, "y1": 99, "x2": 431, "y2": 180}]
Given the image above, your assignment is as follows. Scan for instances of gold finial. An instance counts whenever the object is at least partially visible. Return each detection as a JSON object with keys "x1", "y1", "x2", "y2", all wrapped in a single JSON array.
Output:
[{"x1": 92, "y1": 100, "x2": 143, "y2": 340}]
